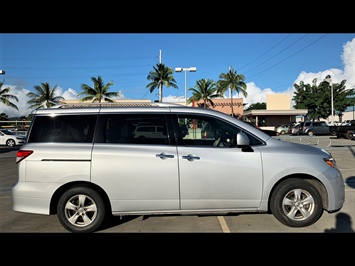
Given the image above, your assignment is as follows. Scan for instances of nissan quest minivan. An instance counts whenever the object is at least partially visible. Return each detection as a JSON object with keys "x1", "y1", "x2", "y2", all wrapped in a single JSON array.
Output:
[{"x1": 12, "y1": 102, "x2": 345, "y2": 233}]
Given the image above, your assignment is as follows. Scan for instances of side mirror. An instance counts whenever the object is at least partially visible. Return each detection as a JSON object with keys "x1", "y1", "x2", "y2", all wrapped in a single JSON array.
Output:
[{"x1": 236, "y1": 131, "x2": 250, "y2": 147}]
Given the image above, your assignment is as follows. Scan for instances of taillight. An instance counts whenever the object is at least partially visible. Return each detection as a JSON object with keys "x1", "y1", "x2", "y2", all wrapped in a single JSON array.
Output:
[{"x1": 16, "y1": 150, "x2": 33, "y2": 164}]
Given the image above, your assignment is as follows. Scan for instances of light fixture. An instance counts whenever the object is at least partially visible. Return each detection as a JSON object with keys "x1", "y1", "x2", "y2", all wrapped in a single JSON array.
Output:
[
  {"x1": 324, "y1": 75, "x2": 334, "y2": 123},
  {"x1": 175, "y1": 67, "x2": 197, "y2": 106}
]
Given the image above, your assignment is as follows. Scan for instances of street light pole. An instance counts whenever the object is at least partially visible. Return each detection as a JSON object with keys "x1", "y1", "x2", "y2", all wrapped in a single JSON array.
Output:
[
  {"x1": 324, "y1": 75, "x2": 334, "y2": 123},
  {"x1": 175, "y1": 67, "x2": 197, "y2": 106}
]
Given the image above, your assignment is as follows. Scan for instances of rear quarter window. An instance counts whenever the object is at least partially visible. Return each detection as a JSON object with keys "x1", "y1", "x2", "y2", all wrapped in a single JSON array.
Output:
[{"x1": 28, "y1": 115, "x2": 97, "y2": 143}]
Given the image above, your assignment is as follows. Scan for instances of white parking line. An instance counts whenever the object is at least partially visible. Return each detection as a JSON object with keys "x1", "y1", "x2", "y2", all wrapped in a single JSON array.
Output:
[{"x1": 218, "y1": 216, "x2": 231, "y2": 233}]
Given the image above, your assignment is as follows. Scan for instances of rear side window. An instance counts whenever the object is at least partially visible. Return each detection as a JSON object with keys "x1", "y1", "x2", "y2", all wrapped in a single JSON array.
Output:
[
  {"x1": 95, "y1": 113, "x2": 171, "y2": 145},
  {"x1": 28, "y1": 115, "x2": 97, "y2": 143}
]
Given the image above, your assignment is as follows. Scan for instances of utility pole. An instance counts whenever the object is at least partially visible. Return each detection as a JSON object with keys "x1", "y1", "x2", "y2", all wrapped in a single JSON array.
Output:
[{"x1": 159, "y1": 50, "x2": 162, "y2": 102}]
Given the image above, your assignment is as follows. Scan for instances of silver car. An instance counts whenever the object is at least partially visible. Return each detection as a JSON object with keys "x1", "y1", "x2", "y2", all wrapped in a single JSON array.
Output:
[{"x1": 12, "y1": 103, "x2": 345, "y2": 233}]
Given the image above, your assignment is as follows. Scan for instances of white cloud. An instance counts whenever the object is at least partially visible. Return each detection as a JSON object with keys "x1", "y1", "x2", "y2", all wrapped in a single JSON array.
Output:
[
  {"x1": 61, "y1": 88, "x2": 79, "y2": 100},
  {"x1": 163, "y1": 95, "x2": 185, "y2": 103},
  {"x1": 0, "y1": 84, "x2": 31, "y2": 118},
  {"x1": 342, "y1": 38, "x2": 355, "y2": 88}
]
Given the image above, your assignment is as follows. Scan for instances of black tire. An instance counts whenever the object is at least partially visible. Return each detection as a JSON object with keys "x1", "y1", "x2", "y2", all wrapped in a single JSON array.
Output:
[
  {"x1": 6, "y1": 139, "x2": 15, "y2": 147},
  {"x1": 330, "y1": 130, "x2": 337, "y2": 136},
  {"x1": 307, "y1": 131, "x2": 314, "y2": 136},
  {"x1": 346, "y1": 131, "x2": 353, "y2": 140},
  {"x1": 57, "y1": 186, "x2": 107, "y2": 233},
  {"x1": 270, "y1": 178, "x2": 323, "y2": 227}
]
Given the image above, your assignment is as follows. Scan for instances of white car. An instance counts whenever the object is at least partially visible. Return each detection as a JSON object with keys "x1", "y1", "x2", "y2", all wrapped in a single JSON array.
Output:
[
  {"x1": 0, "y1": 129, "x2": 26, "y2": 147},
  {"x1": 327, "y1": 121, "x2": 341, "y2": 126},
  {"x1": 340, "y1": 120, "x2": 355, "y2": 126},
  {"x1": 133, "y1": 125, "x2": 166, "y2": 139}
]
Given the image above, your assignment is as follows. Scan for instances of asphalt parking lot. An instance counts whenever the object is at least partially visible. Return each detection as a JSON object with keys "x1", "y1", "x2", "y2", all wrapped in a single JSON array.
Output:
[{"x1": 0, "y1": 136, "x2": 354, "y2": 233}]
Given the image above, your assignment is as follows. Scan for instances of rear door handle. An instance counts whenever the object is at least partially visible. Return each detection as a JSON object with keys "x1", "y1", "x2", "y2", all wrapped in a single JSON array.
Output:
[{"x1": 156, "y1": 152, "x2": 174, "y2": 159}]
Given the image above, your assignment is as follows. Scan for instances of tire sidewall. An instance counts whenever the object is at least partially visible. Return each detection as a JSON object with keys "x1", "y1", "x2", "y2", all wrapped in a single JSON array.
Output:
[
  {"x1": 346, "y1": 131, "x2": 353, "y2": 140},
  {"x1": 270, "y1": 179, "x2": 323, "y2": 227},
  {"x1": 57, "y1": 186, "x2": 106, "y2": 233},
  {"x1": 6, "y1": 139, "x2": 15, "y2": 147}
]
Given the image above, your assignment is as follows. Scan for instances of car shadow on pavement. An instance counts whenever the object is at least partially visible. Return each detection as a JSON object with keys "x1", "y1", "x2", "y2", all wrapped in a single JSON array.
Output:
[
  {"x1": 0, "y1": 147, "x2": 19, "y2": 153},
  {"x1": 99, "y1": 215, "x2": 141, "y2": 231},
  {"x1": 346, "y1": 176, "x2": 355, "y2": 189},
  {"x1": 324, "y1": 213, "x2": 354, "y2": 233},
  {"x1": 330, "y1": 145, "x2": 355, "y2": 157}
]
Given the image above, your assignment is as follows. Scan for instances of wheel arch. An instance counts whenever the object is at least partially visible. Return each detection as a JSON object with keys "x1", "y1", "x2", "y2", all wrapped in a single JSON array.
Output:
[
  {"x1": 267, "y1": 174, "x2": 328, "y2": 212},
  {"x1": 49, "y1": 181, "x2": 112, "y2": 215}
]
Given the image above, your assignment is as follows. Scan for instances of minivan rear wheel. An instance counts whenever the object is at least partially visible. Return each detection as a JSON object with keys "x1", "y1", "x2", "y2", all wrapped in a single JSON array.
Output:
[
  {"x1": 57, "y1": 186, "x2": 106, "y2": 233},
  {"x1": 270, "y1": 178, "x2": 323, "y2": 227}
]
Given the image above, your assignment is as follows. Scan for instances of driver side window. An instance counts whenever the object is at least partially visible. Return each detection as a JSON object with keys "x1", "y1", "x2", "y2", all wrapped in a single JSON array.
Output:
[{"x1": 175, "y1": 114, "x2": 240, "y2": 147}]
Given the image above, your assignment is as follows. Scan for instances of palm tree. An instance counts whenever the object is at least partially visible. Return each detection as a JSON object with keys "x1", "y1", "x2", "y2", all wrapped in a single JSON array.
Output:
[
  {"x1": 0, "y1": 112, "x2": 9, "y2": 120},
  {"x1": 0, "y1": 80, "x2": 19, "y2": 110},
  {"x1": 188, "y1": 79, "x2": 221, "y2": 108},
  {"x1": 146, "y1": 63, "x2": 178, "y2": 102},
  {"x1": 78, "y1": 76, "x2": 119, "y2": 103},
  {"x1": 217, "y1": 66, "x2": 247, "y2": 117},
  {"x1": 27, "y1": 82, "x2": 65, "y2": 109}
]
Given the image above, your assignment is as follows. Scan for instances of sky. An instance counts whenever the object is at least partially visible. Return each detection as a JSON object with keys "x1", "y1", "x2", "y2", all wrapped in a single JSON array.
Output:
[{"x1": 1, "y1": 33, "x2": 355, "y2": 117}]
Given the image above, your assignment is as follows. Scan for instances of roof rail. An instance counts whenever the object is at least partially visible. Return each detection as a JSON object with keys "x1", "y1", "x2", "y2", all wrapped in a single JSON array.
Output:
[{"x1": 53, "y1": 102, "x2": 183, "y2": 109}]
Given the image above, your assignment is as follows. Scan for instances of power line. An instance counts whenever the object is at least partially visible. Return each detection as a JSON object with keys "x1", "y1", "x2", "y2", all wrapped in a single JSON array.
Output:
[{"x1": 247, "y1": 34, "x2": 329, "y2": 79}]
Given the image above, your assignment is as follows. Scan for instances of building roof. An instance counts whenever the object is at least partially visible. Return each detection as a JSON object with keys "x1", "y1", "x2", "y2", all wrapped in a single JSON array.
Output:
[{"x1": 243, "y1": 109, "x2": 308, "y2": 116}]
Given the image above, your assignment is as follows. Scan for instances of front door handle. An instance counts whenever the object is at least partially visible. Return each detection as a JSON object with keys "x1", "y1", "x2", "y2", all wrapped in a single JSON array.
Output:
[{"x1": 182, "y1": 154, "x2": 200, "y2": 161}]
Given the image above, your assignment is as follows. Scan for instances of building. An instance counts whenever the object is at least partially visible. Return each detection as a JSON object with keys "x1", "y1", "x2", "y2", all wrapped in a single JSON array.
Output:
[
  {"x1": 195, "y1": 94, "x2": 307, "y2": 129},
  {"x1": 243, "y1": 94, "x2": 307, "y2": 129},
  {"x1": 194, "y1": 98, "x2": 245, "y2": 117}
]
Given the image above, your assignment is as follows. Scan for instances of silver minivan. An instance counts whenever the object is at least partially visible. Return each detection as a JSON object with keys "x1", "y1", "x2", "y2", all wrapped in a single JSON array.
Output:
[{"x1": 12, "y1": 102, "x2": 345, "y2": 233}]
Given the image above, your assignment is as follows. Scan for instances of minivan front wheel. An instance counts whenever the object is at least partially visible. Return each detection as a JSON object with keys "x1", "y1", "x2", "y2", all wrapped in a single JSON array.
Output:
[
  {"x1": 57, "y1": 186, "x2": 106, "y2": 233},
  {"x1": 270, "y1": 178, "x2": 323, "y2": 227}
]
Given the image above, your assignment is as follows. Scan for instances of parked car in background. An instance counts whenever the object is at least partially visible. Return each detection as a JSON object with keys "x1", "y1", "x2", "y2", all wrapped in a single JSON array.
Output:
[
  {"x1": 242, "y1": 121, "x2": 279, "y2": 137},
  {"x1": 327, "y1": 121, "x2": 341, "y2": 126},
  {"x1": 133, "y1": 125, "x2": 166, "y2": 139},
  {"x1": 8, "y1": 128, "x2": 28, "y2": 136},
  {"x1": 299, "y1": 121, "x2": 330, "y2": 136},
  {"x1": 291, "y1": 122, "x2": 304, "y2": 135},
  {"x1": 341, "y1": 120, "x2": 355, "y2": 126},
  {"x1": 274, "y1": 124, "x2": 293, "y2": 135},
  {"x1": 329, "y1": 120, "x2": 355, "y2": 139},
  {"x1": 0, "y1": 129, "x2": 26, "y2": 147}
]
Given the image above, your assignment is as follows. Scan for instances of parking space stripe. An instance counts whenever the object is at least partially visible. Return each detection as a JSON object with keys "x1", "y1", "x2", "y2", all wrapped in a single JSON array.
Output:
[{"x1": 218, "y1": 216, "x2": 231, "y2": 233}]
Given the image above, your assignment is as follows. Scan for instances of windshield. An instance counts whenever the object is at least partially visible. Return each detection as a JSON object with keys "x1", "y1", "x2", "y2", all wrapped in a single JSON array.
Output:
[{"x1": 0, "y1": 129, "x2": 15, "y2": 135}]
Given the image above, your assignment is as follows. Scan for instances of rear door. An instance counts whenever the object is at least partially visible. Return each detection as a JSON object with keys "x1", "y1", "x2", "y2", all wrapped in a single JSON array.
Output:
[
  {"x1": 91, "y1": 113, "x2": 180, "y2": 212},
  {"x1": 314, "y1": 122, "x2": 330, "y2": 135}
]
